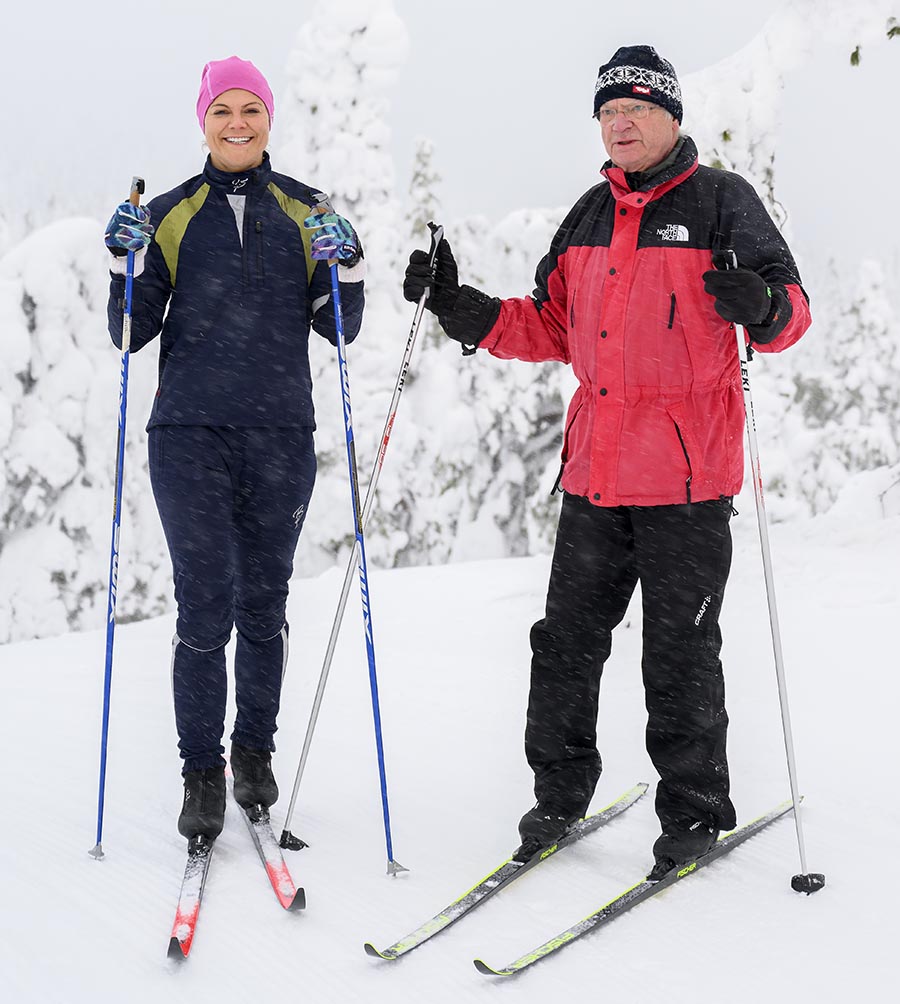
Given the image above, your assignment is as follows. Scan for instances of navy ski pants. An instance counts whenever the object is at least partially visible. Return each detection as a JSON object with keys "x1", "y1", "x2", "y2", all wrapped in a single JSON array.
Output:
[
  {"x1": 149, "y1": 426, "x2": 316, "y2": 773},
  {"x1": 527, "y1": 492, "x2": 737, "y2": 833}
]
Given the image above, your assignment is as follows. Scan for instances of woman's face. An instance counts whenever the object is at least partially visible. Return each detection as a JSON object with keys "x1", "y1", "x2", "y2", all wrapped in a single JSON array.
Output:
[{"x1": 204, "y1": 88, "x2": 270, "y2": 173}]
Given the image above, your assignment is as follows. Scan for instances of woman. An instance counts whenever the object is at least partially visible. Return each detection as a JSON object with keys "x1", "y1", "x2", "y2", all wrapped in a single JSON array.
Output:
[{"x1": 104, "y1": 56, "x2": 365, "y2": 842}]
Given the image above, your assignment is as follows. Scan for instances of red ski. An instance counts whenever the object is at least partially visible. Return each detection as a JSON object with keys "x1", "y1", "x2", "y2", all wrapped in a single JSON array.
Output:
[
  {"x1": 167, "y1": 836, "x2": 215, "y2": 960},
  {"x1": 240, "y1": 803, "x2": 306, "y2": 912}
]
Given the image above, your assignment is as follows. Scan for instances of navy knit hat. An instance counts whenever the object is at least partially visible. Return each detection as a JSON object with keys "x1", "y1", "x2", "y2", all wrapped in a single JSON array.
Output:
[{"x1": 593, "y1": 45, "x2": 683, "y2": 123}]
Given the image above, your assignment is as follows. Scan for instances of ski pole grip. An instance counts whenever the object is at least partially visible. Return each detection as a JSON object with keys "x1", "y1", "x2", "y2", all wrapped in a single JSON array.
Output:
[
  {"x1": 129, "y1": 176, "x2": 145, "y2": 207},
  {"x1": 312, "y1": 192, "x2": 335, "y2": 215},
  {"x1": 309, "y1": 194, "x2": 338, "y2": 264},
  {"x1": 714, "y1": 248, "x2": 738, "y2": 272},
  {"x1": 715, "y1": 247, "x2": 754, "y2": 359},
  {"x1": 426, "y1": 221, "x2": 444, "y2": 269}
]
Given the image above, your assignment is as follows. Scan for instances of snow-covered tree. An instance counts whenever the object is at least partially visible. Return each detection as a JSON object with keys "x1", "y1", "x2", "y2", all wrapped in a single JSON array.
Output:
[
  {"x1": 278, "y1": 0, "x2": 409, "y2": 301},
  {"x1": 686, "y1": 0, "x2": 898, "y2": 222},
  {"x1": 779, "y1": 260, "x2": 900, "y2": 512},
  {"x1": 273, "y1": 0, "x2": 413, "y2": 578},
  {"x1": 0, "y1": 221, "x2": 168, "y2": 643},
  {"x1": 405, "y1": 138, "x2": 441, "y2": 250}
]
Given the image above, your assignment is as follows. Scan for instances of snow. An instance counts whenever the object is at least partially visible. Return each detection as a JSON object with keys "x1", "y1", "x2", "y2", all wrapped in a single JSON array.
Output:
[
  {"x1": 0, "y1": 0, "x2": 898, "y2": 996},
  {"x1": 0, "y1": 471, "x2": 897, "y2": 1001}
]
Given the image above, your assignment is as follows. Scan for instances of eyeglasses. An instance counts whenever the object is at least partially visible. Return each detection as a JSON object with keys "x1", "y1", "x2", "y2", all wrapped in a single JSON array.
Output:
[{"x1": 595, "y1": 102, "x2": 661, "y2": 122}]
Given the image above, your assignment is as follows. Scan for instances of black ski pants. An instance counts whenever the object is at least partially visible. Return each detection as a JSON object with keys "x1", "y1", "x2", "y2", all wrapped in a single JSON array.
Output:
[
  {"x1": 149, "y1": 425, "x2": 316, "y2": 773},
  {"x1": 526, "y1": 492, "x2": 737, "y2": 833}
]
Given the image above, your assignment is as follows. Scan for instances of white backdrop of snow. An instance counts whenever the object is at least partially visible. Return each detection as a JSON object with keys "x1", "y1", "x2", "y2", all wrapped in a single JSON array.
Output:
[{"x1": 0, "y1": 0, "x2": 897, "y2": 645}]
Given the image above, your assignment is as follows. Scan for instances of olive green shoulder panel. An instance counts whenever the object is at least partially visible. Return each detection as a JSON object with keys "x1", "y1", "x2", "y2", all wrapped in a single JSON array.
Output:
[
  {"x1": 267, "y1": 182, "x2": 317, "y2": 283},
  {"x1": 154, "y1": 184, "x2": 211, "y2": 286}
]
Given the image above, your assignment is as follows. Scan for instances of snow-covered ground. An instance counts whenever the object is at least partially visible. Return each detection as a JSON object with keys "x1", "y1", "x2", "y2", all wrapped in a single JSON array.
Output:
[{"x1": 1, "y1": 472, "x2": 896, "y2": 1003}]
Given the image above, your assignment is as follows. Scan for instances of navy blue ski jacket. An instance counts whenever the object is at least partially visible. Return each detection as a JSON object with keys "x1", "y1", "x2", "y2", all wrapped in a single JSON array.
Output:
[{"x1": 107, "y1": 153, "x2": 364, "y2": 429}]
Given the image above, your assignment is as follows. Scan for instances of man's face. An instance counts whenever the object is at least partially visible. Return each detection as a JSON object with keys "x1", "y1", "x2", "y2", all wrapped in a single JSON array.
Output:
[{"x1": 598, "y1": 99, "x2": 679, "y2": 173}]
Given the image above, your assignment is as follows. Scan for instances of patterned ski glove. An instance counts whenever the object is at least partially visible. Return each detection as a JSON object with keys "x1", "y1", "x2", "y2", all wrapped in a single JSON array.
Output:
[
  {"x1": 702, "y1": 267, "x2": 774, "y2": 326},
  {"x1": 303, "y1": 210, "x2": 363, "y2": 265},
  {"x1": 104, "y1": 202, "x2": 154, "y2": 257}
]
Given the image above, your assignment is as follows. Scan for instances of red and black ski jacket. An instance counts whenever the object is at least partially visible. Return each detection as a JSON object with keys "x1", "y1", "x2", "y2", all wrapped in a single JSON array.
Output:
[{"x1": 479, "y1": 137, "x2": 811, "y2": 507}]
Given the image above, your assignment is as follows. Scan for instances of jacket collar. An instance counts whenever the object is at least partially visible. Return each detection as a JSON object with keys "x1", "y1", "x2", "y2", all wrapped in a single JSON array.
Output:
[
  {"x1": 203, "y1": 151, "x2": 272, "y2": 194},
  {"x1": 602, "y1": 135, "x2": 698, "y2": 202}
]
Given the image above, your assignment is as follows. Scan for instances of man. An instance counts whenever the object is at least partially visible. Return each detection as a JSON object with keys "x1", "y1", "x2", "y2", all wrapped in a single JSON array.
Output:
[{"x1": 403, "y1": 45, "x2": 810, "y2": 879}]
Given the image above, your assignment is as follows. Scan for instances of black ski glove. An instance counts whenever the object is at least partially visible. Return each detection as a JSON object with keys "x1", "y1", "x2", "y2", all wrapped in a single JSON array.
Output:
[
  {"x1": 702, "y1": 267, "x2": 774, "y2": 326},
  {"x1": 403, "y1": 236, "x2": 460, "y2": 315},
  {"x1": 403, "y1": 237, "x2": 500, "y2": 353}
]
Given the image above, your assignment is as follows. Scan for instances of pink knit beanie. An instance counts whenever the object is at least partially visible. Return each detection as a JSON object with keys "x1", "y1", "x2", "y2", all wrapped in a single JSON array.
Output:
[{"x1": 196, "y1": 56, "x2": 274, "y2": 130}]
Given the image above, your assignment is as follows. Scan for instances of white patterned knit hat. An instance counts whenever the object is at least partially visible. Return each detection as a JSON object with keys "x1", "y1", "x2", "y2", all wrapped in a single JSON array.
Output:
[{"x1": 593, "y1": 45, "x2": 682, "y2": 123}]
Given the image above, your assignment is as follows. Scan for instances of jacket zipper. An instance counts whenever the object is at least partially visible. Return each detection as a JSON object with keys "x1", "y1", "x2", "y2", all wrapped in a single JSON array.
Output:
[
  {"x1": 256, "y1": 220, "x2": 264, "y2": 281},
  {"x1": 667, "y1": 291, "x2": 677, "y2": 329},
  {"x1": 240, "y1": 204, "x2": 250, "y2": 286},
  {"x1": 551, "y1": 399, "x2": 585, "y2": 495},
  {"x1": 673, "y1": 421, "x2": 693, "y2": 503}
]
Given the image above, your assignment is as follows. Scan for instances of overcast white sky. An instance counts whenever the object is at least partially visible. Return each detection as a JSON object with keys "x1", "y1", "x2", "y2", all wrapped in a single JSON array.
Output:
[{"x1": 2, "y1": 0, "x2": 897, "y2": 279}]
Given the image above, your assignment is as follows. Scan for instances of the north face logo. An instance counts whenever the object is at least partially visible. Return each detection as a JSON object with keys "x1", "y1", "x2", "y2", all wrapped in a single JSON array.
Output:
[{"x1": 657, "y1": 224, "x2": 689, "y2": 242}]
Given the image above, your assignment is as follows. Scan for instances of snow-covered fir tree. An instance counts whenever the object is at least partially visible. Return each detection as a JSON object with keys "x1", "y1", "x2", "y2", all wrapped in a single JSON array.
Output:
[
  {"x1": 785, "y1": 259, "x2": 900, "y2": 512},
  {"x1": 0, "y1": 221, "x2": 169, "y2": 643},
  {"x1": 274, "y1": 0, "x2": 412, "y2": 576},
  {"x1": 405, "y1": 138, "x2": 441, "y2": 252}
]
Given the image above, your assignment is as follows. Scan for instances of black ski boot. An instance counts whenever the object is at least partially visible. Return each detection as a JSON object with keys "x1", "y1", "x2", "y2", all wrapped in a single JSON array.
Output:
[
  {"x1": 648, "y1": 820, "x2": 720, "y2": 881},
  {"x1": 513, "y1": 802, "x2": 583, "y2": 862},
  {"x1": 177, "y1": 766, "x2": 226, "y2": 841},
  {"x1": 231, "y1": 743, "x2": 278, "y2": 810}
]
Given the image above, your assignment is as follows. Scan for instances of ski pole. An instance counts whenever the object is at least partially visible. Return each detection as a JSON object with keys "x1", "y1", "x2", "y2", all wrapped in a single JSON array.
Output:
[
  {"x1": 90, "y1": 176, "x2": 145, "y2": 860},
  {"x1": 308, "y1": 204, "x2": 406, "y2": 874},
  {"x1": 280, "y1": 224, "x2": 442, "y2": 856},
  {"x1": 717, "y1": 249, "x2": 824, "y2": 894}
]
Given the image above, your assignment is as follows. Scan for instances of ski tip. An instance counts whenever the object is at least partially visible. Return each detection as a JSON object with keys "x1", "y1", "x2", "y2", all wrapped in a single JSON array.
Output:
[
  {"x1": 364, "y1": 942, "x2": 396, "y2": 960},
  {"x1": 287, "y1": 886, "x2": 307, "y2": 911},
  {"x1": 167, "y1": 937, "x2": 189, "y2": 961},
  {"x1": 473, "y1": 958, "x2": 510, "y2": 976}
]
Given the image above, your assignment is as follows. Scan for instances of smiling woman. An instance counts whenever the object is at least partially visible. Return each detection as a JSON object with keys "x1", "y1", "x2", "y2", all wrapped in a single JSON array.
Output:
[
  {"x1": 197, "y1": 59, "x2": 273, "y2": 173},
  {"x1": 101, "y1": 54, "x2": 367, "y2": 848},
  {"x1": 204, "y1": 91, "x2": 271, "y2": 173}
]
